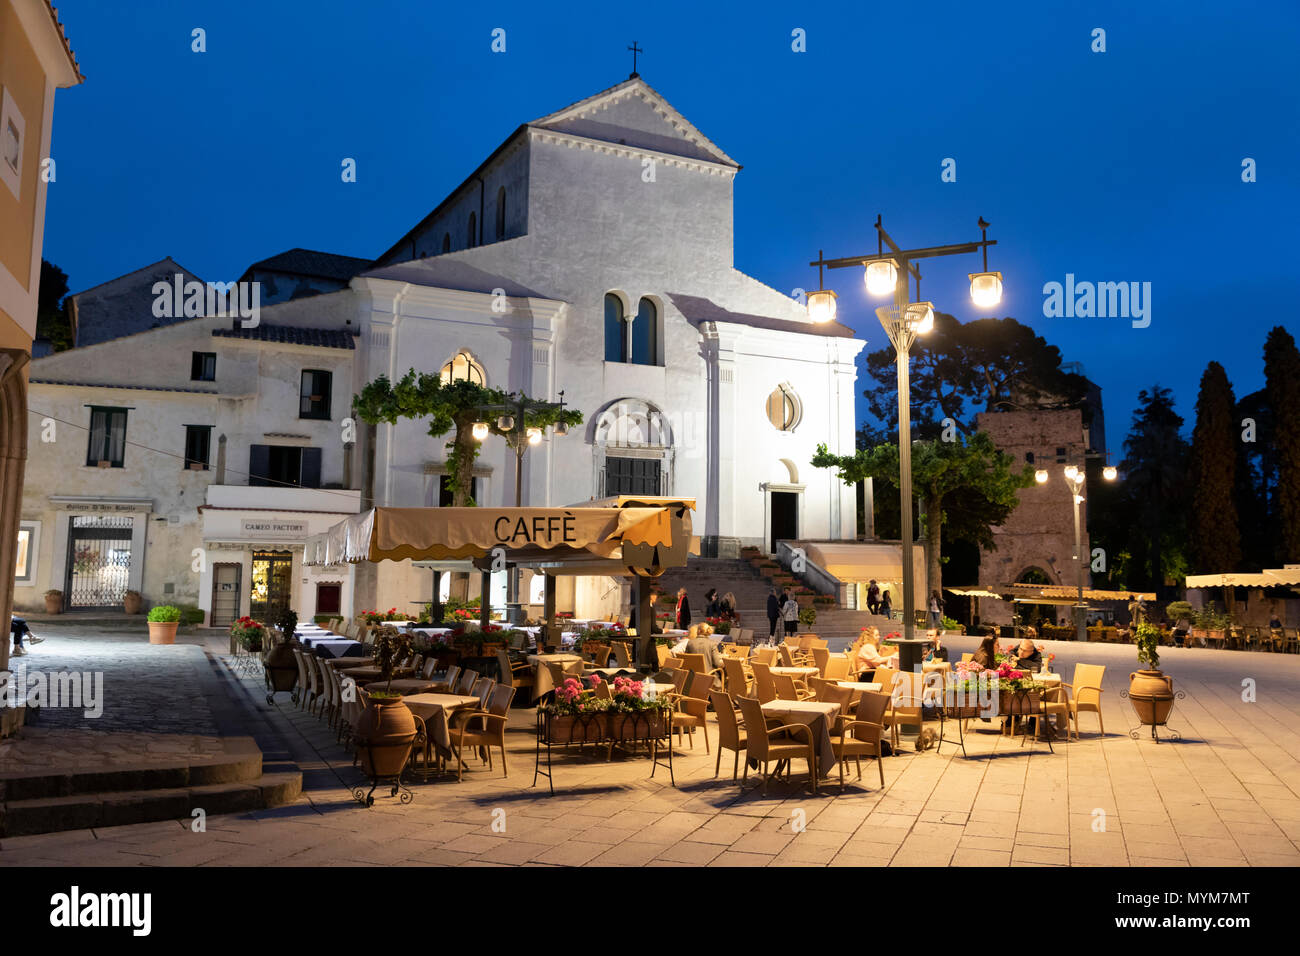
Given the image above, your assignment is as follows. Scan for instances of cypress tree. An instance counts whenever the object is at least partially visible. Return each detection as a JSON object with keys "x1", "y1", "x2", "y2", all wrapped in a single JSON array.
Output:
[
  {"x1": 1188, "y1": 362, "x2": 1241, "y2": 572},
  {"x1": 1264, "y1": 327, "x2": 1300, "y2": 562}
]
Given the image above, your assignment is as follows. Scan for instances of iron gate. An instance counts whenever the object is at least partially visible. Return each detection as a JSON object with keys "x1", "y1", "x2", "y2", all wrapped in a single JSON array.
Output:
[
  {"x1": 65, "y1": 514, "x2": 134, "y2": 608},
  {"x1": 250, "y1": 551, "x2": 293, "y2": 622}
]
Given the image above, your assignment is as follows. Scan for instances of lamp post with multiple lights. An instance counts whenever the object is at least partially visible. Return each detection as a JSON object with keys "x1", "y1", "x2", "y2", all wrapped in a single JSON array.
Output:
[
  {"x1": 805, "y1": 216, "x2": 1004, "y2": 645},
  {"x1": 1035, "y1": 461, "x2": 1118, "y2": 641},
  {"x1": 469, "y1": 391, "x2": 573, "y2": 622}
]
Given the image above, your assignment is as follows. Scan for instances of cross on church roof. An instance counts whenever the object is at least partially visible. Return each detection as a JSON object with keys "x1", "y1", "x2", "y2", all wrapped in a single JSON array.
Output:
[{"x1": 628, "y1": 41, "x2": 642, "y2": 79}]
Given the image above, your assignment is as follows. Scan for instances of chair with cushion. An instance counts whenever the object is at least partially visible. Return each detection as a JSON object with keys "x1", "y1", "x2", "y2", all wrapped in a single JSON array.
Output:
[
  {"x1": 750, "y1": 660, "x2": 778, "y2": 704},
  {"x1": 736, "y1": 695, "x2": 818, "y2": 795},
  {"x1": 830, "y1": 691, "x2": 889, "y2": 790},
  {"x1": 450, "y1": 683, "x2": 516, "y2": 781},
  {"x1": 710, "y1": 690, "x2": 747, "y2": 780},
  {"x1": 1063, "y1": 663, "x2": 1106, "y2": 736}
]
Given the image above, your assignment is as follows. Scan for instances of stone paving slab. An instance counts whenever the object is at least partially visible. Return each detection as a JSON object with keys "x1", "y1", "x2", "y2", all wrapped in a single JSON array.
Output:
[{"x1": 3, "y1": 636, "x2": 1300, "y2": 865}]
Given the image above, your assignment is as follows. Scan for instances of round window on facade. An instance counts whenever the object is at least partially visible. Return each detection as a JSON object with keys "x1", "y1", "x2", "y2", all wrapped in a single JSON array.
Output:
[
  {"x1": 765, "y1": 385, "x2": 800, "y2": 431},
  {"x1": 440, "y1": 351, "x2": 485, "y2": 386}
]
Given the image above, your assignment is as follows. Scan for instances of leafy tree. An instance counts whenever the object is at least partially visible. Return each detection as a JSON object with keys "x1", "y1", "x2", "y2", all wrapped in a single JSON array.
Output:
[
  {"x1": 36, "y1": 259, "x2": 72, "y2": 351},
  {"x1": 1188, "y1": 362, "x2": 1241, "y2": 572},
  {"x1": 812, "y1": 432, "x2": 1033, "y2": 593},
  {"x1": 1264, "y1": 326, "x2": 1300, "y2": 562},
  {"x1": 1115, "y1": 386, "x2": 1190, "y2": 592},
  {"x1": 352, "y1": 371, "x2": 583, "y2": 507},
  {"x1": 860, "y1": 314, "x2": 1089, "y2": 437}
]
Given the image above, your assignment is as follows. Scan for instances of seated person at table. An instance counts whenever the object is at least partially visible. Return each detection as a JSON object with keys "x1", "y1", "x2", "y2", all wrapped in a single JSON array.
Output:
[
  {"x1": 853, "y1": 627, "x2": 896, "y2": 677},
  {"x1": 924, "y1": 634, "x2": 949, "y2": 663},
  {"x1": 1269, "y1": 613, "x2": 1283, "y2": 631},
  {"x1": 970, "y1": 636, "x2": 999, "y2": 669},
  {"x1": 672, "y1": 623, "x2": 726, "y2": 671},
  {"x1": 1009, "y1": 637, "x2": 1042, "y2": 671}
]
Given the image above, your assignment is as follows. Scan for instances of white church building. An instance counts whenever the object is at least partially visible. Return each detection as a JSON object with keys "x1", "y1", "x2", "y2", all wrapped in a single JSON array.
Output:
[{"x1": 18, "y1": 76, "x2": 866, "y2": 624}]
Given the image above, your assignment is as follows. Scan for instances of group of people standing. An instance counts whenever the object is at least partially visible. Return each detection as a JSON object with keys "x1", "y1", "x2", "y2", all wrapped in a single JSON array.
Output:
[
  {"x1": 667, "y1": 587, "x2": 737, "y2": 631},
  {"x1": 865, "y1": 579, "x2": 893, "y2": 619},
  {"x1": 765, "y1": 586, "x2": 803, "y2": 640}
]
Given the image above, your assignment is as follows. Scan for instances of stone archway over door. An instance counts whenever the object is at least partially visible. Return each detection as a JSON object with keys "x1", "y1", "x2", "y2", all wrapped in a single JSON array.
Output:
[{"x1": 0, "y1": 350, "x2": 31, "y2": 673}]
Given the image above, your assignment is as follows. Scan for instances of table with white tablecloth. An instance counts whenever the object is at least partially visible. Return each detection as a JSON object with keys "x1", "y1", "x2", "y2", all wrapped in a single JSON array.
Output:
[
  {"x1": 526, "y1": 653, "x2": 585, "y2": 701},
  {"x1": 403, "y1": 692, "x2": 482, "y2": 758}
]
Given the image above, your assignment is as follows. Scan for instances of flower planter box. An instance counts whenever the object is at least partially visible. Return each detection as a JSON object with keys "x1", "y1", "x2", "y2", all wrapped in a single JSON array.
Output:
[{"x1": 795, "y1": 594, "x2": 814, "y2": 608}]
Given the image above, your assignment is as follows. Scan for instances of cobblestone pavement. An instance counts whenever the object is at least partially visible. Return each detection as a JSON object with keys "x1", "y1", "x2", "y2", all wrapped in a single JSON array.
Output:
[
  {"x1": 3, "y1": 635, "x2": 1300, "y2": 866},
  {"x1": 0, "y1": 625, "x2": 225, "y2": 773}
]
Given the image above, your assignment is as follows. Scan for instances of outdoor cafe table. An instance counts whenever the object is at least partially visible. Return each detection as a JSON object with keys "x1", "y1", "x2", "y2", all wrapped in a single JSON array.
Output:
[
  {"x1": 527, "y1": 653, "x2": 585, "y2": 701},
  {"x1": 364, "y1": 678, "x2": 445, "y2": 696},
  {"x1": 771, "y1": 665, "x2": 820, "y2": 680},
  {"x1": 303, "y1": 638, "x2": 363, "y2": 658},
  {"x1": 343, "y1": 665, "x2": 414, "y2": 683},
  {"x1": 760, "y1": 700, "x2": 838, "y2": 778},
  {"x1": 326, "y1": 656, "x2": 375, "y2": 669},
  {"x1": 402, "y1": 693, "x2": 482, "y2": 761},
  {"x1": 835, "y1": 680, "x2": 883, "y2": 704}
]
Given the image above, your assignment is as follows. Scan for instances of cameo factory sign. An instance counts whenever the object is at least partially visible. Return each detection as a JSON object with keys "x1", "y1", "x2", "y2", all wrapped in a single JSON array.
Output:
[{"x1": 240, "y1": 519, "x2": 308, "y2": 539}]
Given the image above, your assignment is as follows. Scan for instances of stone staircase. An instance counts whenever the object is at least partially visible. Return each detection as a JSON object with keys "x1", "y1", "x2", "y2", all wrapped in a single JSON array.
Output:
[{"x1": 654, "y1": 557, "x2": 896, "y2": 649}]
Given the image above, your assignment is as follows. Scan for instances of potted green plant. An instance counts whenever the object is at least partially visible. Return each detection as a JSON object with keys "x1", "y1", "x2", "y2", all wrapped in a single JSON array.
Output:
[
  {"x1": 43, "y1": 589, "x2": 63, "y2": 614},
  {"x1": 352, "y1": 625, "x2": 418, "y2": 788},
  {"x1": 798, "y1": 607, "x2": 817, "y2": 628},
  {"x1": 1128, "y1": 621, "x2": 1176, "y2": 729},
  {"x1": 147, "y1": 604, "x2": 182, "y2": 644}
]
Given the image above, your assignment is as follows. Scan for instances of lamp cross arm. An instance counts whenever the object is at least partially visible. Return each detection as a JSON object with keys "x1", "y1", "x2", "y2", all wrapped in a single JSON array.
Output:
[{"x1": 815, "y1": 238, "x2": 996, "y2": 272}]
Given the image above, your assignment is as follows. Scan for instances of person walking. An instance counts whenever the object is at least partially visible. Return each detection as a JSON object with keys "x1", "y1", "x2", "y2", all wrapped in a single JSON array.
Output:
[
  {"x1": 781, "y1": 591, "x2": 800, "y2": 639},
  {"x1": 928, "y1": 589, "x2": 944, "y2": 630},
  {"x1": 880, "y1": 589, "x2": 892, "y2": 620},
  {"x1": 720, "y1": 591, "x2": 737, "y2": 620},
  {"x1": 675, "y1": 587, "x2": 691, "y2": 630},
  {"x1": 704, "y1": 588, "x2": 720, "y2": 619},
  {"x1": 867, "y1": 579, "x2": 881, "y2": 615},
  {"x1": 766, "y1": 586, "x2": 781, "y2": 640}
]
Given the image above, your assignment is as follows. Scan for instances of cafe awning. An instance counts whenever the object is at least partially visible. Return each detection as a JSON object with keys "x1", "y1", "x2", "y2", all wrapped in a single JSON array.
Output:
[
  {"x1": 305, "y1": 502, "x2": 693, "y2": 575},
  {"x1": 1186, "y1": 566, "x2": 1300, "y2": 588},
  {"x1": 1002, "y1": 583, "x2": 1156, "y2": 602},
  {"x1": 946, "y1": 587, "x2": 1006, "y2": 600}
]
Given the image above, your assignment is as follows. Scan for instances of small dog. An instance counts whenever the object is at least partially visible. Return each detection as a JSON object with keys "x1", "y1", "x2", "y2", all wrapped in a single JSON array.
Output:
[{"x1": 915, "y1": 728, "x2": 937, "y2": 752}]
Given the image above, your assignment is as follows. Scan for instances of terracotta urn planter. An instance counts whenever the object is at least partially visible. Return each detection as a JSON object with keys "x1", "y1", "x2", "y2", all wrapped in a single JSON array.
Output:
[
  {"x1": 354, "y1": 696, "x2": 418, "y2": 777},
  {"x1": 123, "y1": 590, "x2": 143, "y2": 615},
  {"x1": 1128, "y1": 670, "x2": 1175, "y2": 726},
  {"x1": 43, "y1": 590, "x2": 63, "y2": 614},
  {"x1": 148, "y1": 622, "x2": 179, "y2": 645}
]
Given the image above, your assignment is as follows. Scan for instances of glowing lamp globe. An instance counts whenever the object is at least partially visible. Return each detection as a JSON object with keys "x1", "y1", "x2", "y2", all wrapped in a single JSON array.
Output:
[
  {"x1": 864, "y1": 259, "x2": 898, "y2": 297},
  {"x1": 526, "y1": 426, "x2": 543, "y2": 445},
  {"x1": 471, "y1": 421, "x2": 489, "y2": 441},
  {"x1": 1063, "y1": 465, "x2": 1080, "y2": 482},
  {"x1": 1103, "y1": 465, "x2": 1118, "y2": 481},
  {"x1": 806, "y1": 288, "x2": 838, "y2": 323},
  {"x1": 497, "y1": 414, "x2": 514, "y2": 431},
  {"x1": 553, "y1": 420, "x2": 569, "y2": 437},
  {"x1": 1035, "y1": 470, "x2": 1049, "y2": 484},
  {"x1": 969, "y1": 271, "x2": 1003, "y2": 309},
  {"x1": 905, "y1": 301, "x2": 934, "y2": 334}
]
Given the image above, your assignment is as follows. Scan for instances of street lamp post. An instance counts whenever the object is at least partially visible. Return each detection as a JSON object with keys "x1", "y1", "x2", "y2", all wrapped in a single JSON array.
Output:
[
  {"x1": 471, "y1": 390, "x2": 572, "y2": 623},
  {"x1": 809, "y1": 216, "x2": 1002, "y2": 645},
  {"x1": 1036, "y1": 462, "x2": 1117, "y2": 641}
]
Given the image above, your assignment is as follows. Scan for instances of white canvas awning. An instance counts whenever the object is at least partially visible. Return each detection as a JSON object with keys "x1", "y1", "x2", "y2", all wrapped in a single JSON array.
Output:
[{"x1": 1186, "y1": 566, "x2": 1300, "y2": 588}]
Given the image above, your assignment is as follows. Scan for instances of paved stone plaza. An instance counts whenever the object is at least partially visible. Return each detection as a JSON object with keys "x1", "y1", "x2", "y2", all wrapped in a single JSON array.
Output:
[{"x1": 2, "y1": 627, "x2": 1300, "y2": 866}]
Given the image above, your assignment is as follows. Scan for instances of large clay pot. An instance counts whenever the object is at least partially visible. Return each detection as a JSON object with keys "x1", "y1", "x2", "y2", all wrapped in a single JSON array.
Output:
[
  {"x1": 44, "y1": 591, "x2": 63, "y2": 614},
  {"x1": 148, "y1": 622, "x2": 179, "y2": 645},
  {"x1": 354, "y1": 696, "x2": 418, "y2": 777},
  {"x1": 1128, "y1": 669, "x2": 1175, "y2": 725},
  {"x1": 123, "y1": 591, "x2": 143, "y2": 615},
  {"x1": 264, "y1": 635, "x2": 299, "y2": 692}
]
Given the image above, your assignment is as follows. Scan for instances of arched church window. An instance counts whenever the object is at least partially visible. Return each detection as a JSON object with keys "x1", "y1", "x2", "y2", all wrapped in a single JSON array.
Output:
[
  {"x1": 765, "y1": 384, "x2": 801, "y2": 431},
  {"x1": 495, "y1": 187, "x2": 506, "y2": 240},
  {"x1": 440, "y1": 350, "x2": 485, "y2": 386},
  {"x1": 631, "y1": 297, "x2": 660, "y2": 366},
  {"x1": 604, "y1": 293, "x2": 628, "y2": 363}
]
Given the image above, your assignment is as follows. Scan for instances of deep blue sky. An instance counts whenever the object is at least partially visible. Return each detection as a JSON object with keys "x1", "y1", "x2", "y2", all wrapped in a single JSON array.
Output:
[{"x1": 44, "y1": 0, "x2": 1299, "y2": 448}]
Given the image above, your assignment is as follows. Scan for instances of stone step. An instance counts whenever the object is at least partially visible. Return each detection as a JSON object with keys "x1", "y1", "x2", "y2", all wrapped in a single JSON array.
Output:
[{"x1": 0, "y1": 768, "x2": 302, "y2": 837}]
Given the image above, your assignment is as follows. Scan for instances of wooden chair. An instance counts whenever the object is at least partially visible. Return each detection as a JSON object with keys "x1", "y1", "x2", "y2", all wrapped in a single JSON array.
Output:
[
  {"x1": 736, "y1": 695, "x2": 818, "y2": 795},
  {"x1": 497, "y1": 648, "x2": 534, "y2": 698},
  {"x1": 750, "y1": 660, "x2": 778, "y2": 704},
  {"x1": 1063, "y1": 663, "x2": 1106, "y2": 736},
  {"x1": 709, "y1": 691, "x2": 747, "y2": 780},
  {"x1": 668, "y1": 671, "x2": 712, "y2": 752},
  {"x1": 450, "y1": 683, "x2": 516, "y2": 781},
  {"x1": 830, "y1": 691, "x2": 889, "y2": 790},
  {"x1": 723, "y1": 657, "x2": 753, "y2": 698}
]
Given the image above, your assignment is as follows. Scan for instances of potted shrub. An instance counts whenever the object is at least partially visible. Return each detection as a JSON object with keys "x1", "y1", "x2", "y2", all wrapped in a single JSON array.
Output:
[
  {"x1": 123, "y1": 590, "x2": 143, "y2": 615},
  {"x1": 1128, "y1": 621, "x2": 1176, "y2": 728},
  {"x1": 798, "y1": 607, "x2": 817, "y2": 628},
  {"x1": 43, "y1": 589, "x2": 63, "y2": 614},
  {"x1": 264, "y1": 608, "x2": 299, "y2": 697},
  {"x1": 147, "y1": 604, "x2": 182, "y2": 644},
  {"x1": 353, "y1": 626, "x2": 418, "y2": 784}
]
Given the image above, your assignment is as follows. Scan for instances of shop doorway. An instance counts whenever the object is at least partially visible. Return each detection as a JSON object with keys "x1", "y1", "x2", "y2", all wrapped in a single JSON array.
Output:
[
  {"x1": 770, "y1": 491, "x2": 798, "y2": 552},
  {"x1": 64, "y1": 514, "x2": 134, "y2": 608},
  {"x1": 210, "y1": 563, "x2": 242, "y2": 628},
  {"x1": 250, "y1": 551, "x2": 293, "y2": 621}
]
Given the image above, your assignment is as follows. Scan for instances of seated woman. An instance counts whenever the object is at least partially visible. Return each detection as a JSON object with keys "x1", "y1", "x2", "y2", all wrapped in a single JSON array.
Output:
[
  {"x1": 1009, "y1": 637, "x2": 1042, "y2": 671},
  {"x1": 970, "y1": 636, "x2": 999, "y2": 669},
  {"x1": 853, "y1": 626, "x2": 896, "y2": 678}
]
